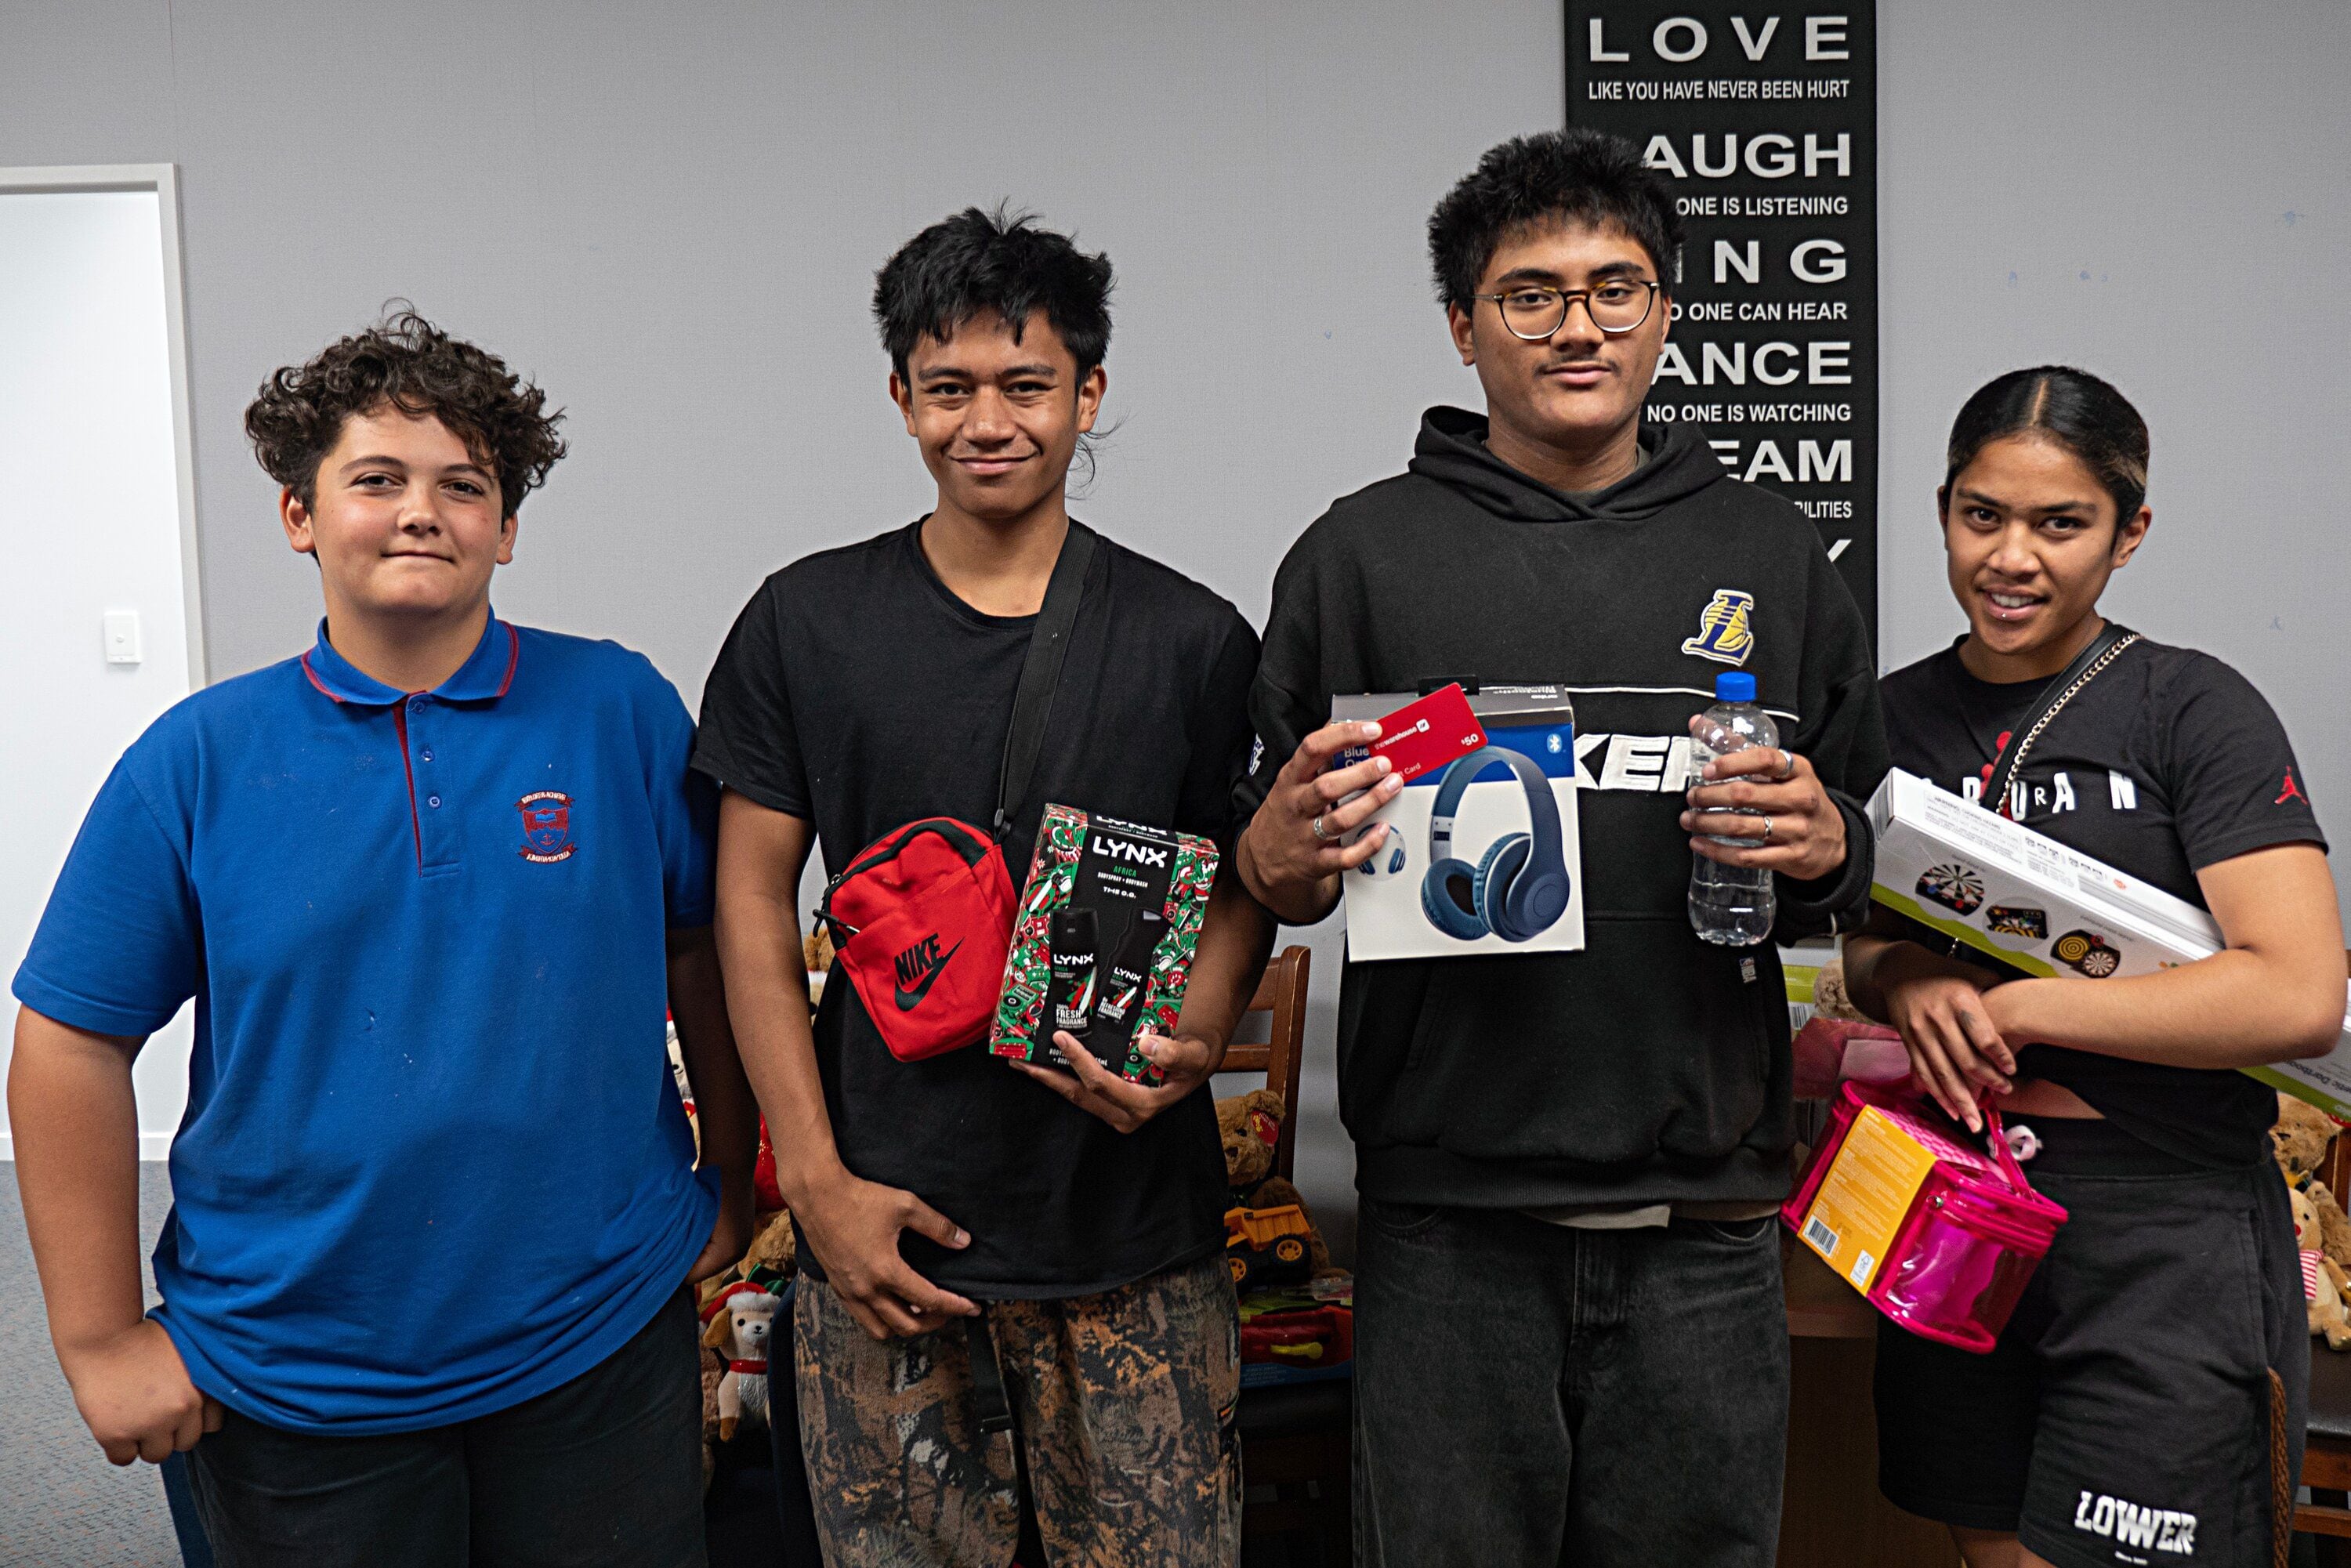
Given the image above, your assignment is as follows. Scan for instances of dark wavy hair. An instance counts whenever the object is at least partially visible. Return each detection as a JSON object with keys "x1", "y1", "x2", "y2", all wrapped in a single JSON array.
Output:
[
  {"x1": 1944, "y1": 366, "x2": 2150, "y2": 523},
  {"x1": 873, "y1": 205, "x2": 1114, "y2": 379},
  {"x1": 244, "y1": 306, "x2": 567, "y2": 515},
  {"x1": 1429, "y1": 129, "x2": 1685, "y2": 310}
]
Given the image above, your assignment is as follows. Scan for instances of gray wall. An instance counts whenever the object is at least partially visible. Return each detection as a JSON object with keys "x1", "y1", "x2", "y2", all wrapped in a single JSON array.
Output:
[
  {"x1": 7, "y1": 1, "x2": 2346, "y2": 1250},
  {"x1": 1876, "y1": 0, "x2": 2351, "y2": 855}
]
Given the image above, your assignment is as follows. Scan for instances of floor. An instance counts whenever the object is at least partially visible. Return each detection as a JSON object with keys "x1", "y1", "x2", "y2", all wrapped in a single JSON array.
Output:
[{"x1": 0, "y1": 1161, "x2": 183, "y2": 1566}]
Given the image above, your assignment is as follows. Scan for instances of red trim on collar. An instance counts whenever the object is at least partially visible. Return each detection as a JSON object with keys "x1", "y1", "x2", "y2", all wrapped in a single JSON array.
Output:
[
  {"x1": 493, "y1": 621, "x2": 520, "y2": 697},
  {"x1": 390, "y1": 702, "x2": 424, "y2": 871},
  {"x1": 299, "y1": 619, "x2": 515, "y2": 705},
  {"x1": 727, "y1": 1358, "x2": 768, "y2": 1375},
  {"x1": 299, "y1": 651, "x2": 345, "y2": 704}
]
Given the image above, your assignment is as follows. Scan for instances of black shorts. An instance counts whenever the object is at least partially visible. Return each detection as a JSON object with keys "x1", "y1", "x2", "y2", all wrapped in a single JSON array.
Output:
[
  {"x1": 1873, "y1": 1117, "x2": 2306, "y2": 1568},
  {"x1": 188, "y1": 1288, "x2": 706, "y2": 1568}
]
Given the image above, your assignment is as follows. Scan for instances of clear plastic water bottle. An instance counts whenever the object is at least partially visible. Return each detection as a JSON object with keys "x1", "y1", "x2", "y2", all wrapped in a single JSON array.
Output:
[{"x1": 1689, "y1": 672, "x2": 1777, "y2": 947}]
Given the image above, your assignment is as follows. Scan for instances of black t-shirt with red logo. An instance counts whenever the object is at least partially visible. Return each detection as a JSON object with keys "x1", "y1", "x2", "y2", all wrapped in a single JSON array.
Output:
[
  {"x1": 692, "y1": 520, "x2": 1259, "y2": 1297},
  {"x1": 1878, "y1": 632, "x2": 2327, "y2": 1166}
]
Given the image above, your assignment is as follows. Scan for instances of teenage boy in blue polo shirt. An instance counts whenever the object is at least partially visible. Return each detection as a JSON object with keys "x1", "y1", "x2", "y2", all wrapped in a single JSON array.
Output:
[{"x1": 8, "y1": 311, "x2": 755, "y2": 1566}]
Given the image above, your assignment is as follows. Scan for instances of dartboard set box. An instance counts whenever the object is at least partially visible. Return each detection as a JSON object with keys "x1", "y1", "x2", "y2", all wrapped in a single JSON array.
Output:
[
  {"x1": 1867, "y1": 768, "x2": 2351, "y2": 1115},
  {"x1": 1329, "y1": 686, "x2": 1585, "y2": 962}
]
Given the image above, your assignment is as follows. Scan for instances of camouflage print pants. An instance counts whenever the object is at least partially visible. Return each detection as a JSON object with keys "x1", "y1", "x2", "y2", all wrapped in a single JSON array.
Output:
[{"x1": 795, "y1": 1252, "x2": 1241, "y2": 1568}]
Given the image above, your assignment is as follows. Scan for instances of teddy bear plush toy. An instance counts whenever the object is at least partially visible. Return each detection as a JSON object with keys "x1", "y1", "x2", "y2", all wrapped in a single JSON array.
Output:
[
  {"x1": 701, "y1": 1281, "x2": 782, "y2": 1441},
  {"x1": 695, "y1": 1208, "x2": 799, "y2": 1484},
  {"x1": 1218, "y1": 1088, "x2": 1339, "y2": 1280},
  {"x1": 1811, "y1": 956, "x2": 1864, "y2": 1023},
  {"x1": 802, "y1": 919, "x2": 835, "y2": 1005},
  {"x1": 2269, "y1": 1092, "x2": 2351, "y2": 1355},
  {"x1": 2273, "y1": 1094, "x2": 2351, "y2": 1266},
  {"x1": 2295, "y1": 1184, "x2": 2351, "y2": 1351}
]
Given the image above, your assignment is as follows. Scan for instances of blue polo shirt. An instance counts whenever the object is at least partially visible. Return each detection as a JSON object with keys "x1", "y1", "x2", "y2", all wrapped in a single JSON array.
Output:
[{"x1": 13, "y1": 615, "x2": 719, "y2": 1433}]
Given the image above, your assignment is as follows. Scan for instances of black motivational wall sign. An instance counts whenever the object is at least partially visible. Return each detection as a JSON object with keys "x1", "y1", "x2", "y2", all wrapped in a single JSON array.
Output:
[{"x1": 1566, "y1": 2, "x2": 1878, "y2": 638}]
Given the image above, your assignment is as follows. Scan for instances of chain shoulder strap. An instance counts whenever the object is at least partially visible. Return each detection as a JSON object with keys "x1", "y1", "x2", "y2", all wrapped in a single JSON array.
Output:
[{"x1": 1986, "y1": 630, "x2": 2140, "y2": 819}]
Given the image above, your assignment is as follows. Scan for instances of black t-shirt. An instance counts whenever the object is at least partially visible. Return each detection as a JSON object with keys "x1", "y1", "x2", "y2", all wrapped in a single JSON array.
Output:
[
  {"x1": 1878, "y1": 633, "x2": 2327, "y2": 1166},
  {"x1": 691, "y1": 520, "x2": 1261, "y2": 1297}
]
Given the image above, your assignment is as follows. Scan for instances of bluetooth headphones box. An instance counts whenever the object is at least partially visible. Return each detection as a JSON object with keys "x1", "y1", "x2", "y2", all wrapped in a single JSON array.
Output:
[
  {"x1": 990, "y1": 804, "x2": 1219, "y2": 1081},
  {"x1": 1870, "y1": 769, "x2": 2351, "y2": 1116},
  {"x1": 1332, "y1": 687, "x2": 1585, "y2": 963}
]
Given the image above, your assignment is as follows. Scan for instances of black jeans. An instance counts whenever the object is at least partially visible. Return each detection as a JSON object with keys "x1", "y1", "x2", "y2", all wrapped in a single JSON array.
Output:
[
  {"x1": 1353, "y1": 1201, "x2": 1789, "y2": 1568},
  {"x1": 187, "y1": 1288, "x2": 705, "y2": 1568}
]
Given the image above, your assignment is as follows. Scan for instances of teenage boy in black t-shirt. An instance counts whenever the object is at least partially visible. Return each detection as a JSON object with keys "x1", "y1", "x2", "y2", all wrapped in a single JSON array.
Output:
[
  {"x1": 695, "y1": 208, "x2": 1270, "y2": 1568},
  {"x1": 1235, "y1": 130, "x2": 1886, "y2": 1567}
]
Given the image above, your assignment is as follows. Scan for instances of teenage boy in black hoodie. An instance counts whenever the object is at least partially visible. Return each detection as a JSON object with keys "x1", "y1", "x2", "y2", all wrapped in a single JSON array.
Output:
[{"x1": 1235, "y1": 131, "x2": 1885, "y2": 1566}]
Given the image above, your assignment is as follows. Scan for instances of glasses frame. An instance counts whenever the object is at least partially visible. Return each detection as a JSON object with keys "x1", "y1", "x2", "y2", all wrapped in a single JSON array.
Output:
[{"x1": 1469, "y1": 279, "x2": 1661, "y2": 342}]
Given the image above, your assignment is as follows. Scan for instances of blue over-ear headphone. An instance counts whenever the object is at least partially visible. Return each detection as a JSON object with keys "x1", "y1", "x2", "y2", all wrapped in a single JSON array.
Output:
[{"x1": 1418, "y1": 747, "x2": 1571, "y2": 943}]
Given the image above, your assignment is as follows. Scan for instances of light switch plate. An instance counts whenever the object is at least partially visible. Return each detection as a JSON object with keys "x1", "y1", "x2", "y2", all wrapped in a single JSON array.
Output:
[{"x1": 103, "y1": 609, "x2": 142, "y2": 665}]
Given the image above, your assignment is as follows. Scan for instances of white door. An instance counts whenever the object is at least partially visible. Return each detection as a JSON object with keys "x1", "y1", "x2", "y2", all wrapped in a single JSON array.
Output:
[{"x1": 0, "y1": 171, "x2": 203, "y2": 1159}]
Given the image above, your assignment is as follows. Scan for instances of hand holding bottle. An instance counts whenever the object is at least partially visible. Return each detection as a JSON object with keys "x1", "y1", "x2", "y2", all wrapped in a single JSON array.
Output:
[{"x1": 1682, "y1": 673, "x2": 1846, "y2": 943}]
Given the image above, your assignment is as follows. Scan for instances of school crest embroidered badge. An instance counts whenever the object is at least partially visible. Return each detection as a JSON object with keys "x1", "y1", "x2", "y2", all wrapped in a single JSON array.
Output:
[{"x1": 517, "y1": 791, "x2": 577, "y2": 863}]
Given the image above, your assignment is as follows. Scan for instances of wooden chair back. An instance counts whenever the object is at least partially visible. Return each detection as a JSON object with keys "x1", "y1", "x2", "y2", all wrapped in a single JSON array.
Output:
[{"x1": 1215, "y1": 944, "x2": 1313, "y2": 1182}]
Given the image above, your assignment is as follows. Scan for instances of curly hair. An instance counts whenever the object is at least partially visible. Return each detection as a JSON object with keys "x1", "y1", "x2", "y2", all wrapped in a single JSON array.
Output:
[
  {"x1": 244, "y1": 306, "x2": 567, "y2": 515},
  {"x1": 1428, "y1": 129, "x2": 1684, "y2": 311}
]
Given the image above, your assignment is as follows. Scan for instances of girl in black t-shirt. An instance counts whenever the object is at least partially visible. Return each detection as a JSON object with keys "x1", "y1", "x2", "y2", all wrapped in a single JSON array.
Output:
[{"x1": 1846, "y1": 367, "x2": 2343, "y2": 1568}]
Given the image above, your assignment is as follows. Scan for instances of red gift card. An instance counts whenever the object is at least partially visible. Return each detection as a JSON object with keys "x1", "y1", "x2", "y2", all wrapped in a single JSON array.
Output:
[{"x1": 1359, "y1": 683, "x2": 1487, "y2": 784}]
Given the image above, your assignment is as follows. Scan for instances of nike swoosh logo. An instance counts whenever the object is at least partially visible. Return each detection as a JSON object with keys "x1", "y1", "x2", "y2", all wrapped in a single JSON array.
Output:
[{"x1": 893, "y1": 940, "x2": 963, "y2": 1011}]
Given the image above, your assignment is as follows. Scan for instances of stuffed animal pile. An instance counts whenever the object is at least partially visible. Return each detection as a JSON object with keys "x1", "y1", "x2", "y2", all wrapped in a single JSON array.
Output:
[
  {"x1": 2271, "y1": 1092, "x2": 2351, "y2": 1352},
  {"x1": 1218, "y1": 1088, "x2": 1339, "y2": 1284},
  {"x1": 694, "y1": 1208, "x2": 798, "y2": 1485}
]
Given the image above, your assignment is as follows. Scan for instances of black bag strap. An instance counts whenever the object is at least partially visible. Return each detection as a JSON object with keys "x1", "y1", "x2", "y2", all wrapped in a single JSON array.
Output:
[
  {"x1": 964, "y1": 1311, "x2": 1013, "y2": 1435},
  {"x1": 1980, "y1": 621, "x2": 2139, "y2": 820},
  {"x1": 812, "y1": 524, "x2": 1096, "y2": 941},
  {"x1": 991, "y1": 521, "x2": 1096, "y2": 840}
]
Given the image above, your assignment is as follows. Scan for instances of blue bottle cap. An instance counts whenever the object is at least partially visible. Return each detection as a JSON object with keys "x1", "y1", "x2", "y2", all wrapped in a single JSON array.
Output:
[{"x1": 1715, "y1": 672, "x2": 1758, "y2": 702}]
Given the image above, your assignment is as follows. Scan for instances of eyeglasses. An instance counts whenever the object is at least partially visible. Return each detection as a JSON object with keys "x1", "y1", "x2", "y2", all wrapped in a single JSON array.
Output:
[{"x1": 1470, "y1": 280, "x2": 1660, "y2": 341}]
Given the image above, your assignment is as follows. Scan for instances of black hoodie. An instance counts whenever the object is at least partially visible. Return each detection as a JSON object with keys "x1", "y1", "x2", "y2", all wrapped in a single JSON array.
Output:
[{"x1": 1242, "y1": 407, "x2": 1887, "y2": 1209}]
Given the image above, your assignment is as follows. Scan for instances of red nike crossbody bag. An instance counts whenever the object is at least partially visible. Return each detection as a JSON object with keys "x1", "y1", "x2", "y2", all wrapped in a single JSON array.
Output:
[
  {"x1": 813, "y1": 523, "x2": 1096, "y2": 1063},
  {"x1": 820, "y1": 819, "x2": 1017, "y2": 1060}
]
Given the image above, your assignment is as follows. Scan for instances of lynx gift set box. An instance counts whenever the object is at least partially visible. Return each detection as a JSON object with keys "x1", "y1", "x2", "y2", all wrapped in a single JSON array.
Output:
[{"x1": 989, "y1": 804, "x2": 1219, "y2": 1082}]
